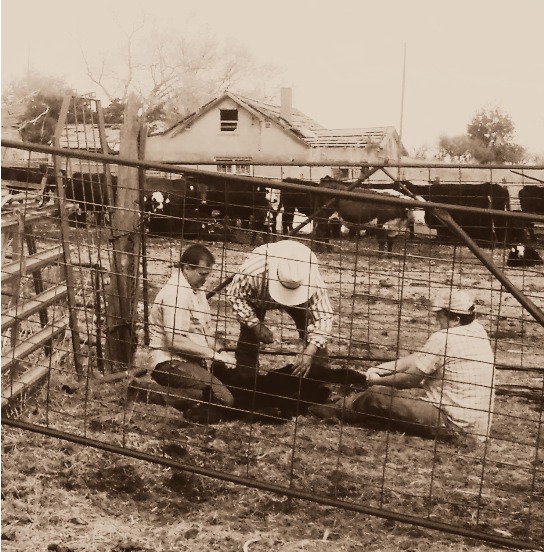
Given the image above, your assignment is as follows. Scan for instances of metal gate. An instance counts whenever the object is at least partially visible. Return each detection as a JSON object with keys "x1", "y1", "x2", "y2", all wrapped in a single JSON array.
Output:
[{"x1": 2, "y1": 137, "x2": 543, "y2": 550}]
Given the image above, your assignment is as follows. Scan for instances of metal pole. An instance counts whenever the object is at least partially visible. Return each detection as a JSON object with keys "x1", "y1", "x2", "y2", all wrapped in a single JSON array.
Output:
[
  {"x1": 3, "y1": 138, "x2": 543, "y2": 171},
  {"x1": 2, "y1": 418, "x2": 540, "y2": 552},
  {"x1": 397, "y1": 42, "x2": 407, "y2": 183}
]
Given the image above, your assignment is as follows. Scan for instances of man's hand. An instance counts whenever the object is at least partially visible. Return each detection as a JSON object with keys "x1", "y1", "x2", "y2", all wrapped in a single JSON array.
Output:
[
  {"x1": 365, "y1": 366, "x2": 392, "y2": 385},
  {"x1": 292, "y1": 343, "x2": 318, "y2": 378},
  {"x1": 252, "y1": 322, "x2": 275, "y2": 344},
  {"x1": 212, "y1": 338, "x2": 229, "y2": 353}
]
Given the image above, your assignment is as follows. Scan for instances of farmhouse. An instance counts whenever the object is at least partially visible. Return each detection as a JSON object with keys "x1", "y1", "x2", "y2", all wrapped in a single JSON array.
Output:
[{"x1": 145, "y1": 88, "x2": 408, "y2": 180}]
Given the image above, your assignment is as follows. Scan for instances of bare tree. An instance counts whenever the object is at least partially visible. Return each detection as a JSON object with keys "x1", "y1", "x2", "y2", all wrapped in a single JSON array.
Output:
[{"x1": 81, "y1": 20, "x2": 282, "y2": 131}]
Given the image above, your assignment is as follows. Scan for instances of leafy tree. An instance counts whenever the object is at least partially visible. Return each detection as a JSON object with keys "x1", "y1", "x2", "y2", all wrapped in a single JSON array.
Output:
[
  {"x1": 103, "y1": 98, "x2": 126, "y2": 124},
  {"x1": 437, "y1": 107, "x2": 526, "y2": 163},
  {"x1": 2, "y1": 71, "x2": 72, "y2": 144}
]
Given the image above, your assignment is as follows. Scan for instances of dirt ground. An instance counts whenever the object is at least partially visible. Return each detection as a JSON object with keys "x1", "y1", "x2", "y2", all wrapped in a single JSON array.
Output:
[{"x1": 2, "y1": 230, "x2": 544, "y2": 551}]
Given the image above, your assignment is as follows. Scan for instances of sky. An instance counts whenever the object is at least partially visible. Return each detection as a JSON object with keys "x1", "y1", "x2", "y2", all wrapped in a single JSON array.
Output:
[{"x1": 2, "y1": 0, "x2": 544, "y2": 155}]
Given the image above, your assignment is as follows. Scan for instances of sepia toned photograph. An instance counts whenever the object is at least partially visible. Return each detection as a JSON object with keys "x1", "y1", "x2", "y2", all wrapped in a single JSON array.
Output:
[{"x1": 2, "y1": 1, "x2": 543, "y2": 550}]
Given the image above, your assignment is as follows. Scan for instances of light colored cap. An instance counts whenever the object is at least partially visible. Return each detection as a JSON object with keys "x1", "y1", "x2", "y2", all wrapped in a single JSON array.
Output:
[
  {"x1": 431, "y1": 289, "x2": 475, "y2": 315},
  {"x1": 267, "y1": 240, "x2": 319, "y2": 306}
]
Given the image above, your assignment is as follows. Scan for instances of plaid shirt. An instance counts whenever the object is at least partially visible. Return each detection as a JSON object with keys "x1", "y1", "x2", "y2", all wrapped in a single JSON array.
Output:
[
  {"x1": 149, "y1": 269, "x2": 212, "y2": 367},
  {"x1": 226, "y1": 244, "x2": 333, "y2": 349},
  {"x1": 415, "y1": 321, "x2": 495, "y2": 439}
]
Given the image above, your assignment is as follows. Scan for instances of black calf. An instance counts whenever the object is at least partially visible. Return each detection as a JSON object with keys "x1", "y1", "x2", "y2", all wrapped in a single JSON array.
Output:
[
  {"x1": 210, "y1": 362, "x2": 367, "y2": 422},
  {"x1": 507, "y1": 245, "x2": 544, "y2": 267}
]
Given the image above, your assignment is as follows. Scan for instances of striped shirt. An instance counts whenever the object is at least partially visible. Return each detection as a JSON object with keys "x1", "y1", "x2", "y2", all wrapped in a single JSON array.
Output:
[
  {"x1": 149, "y1": 269, "x2": 212, "y2": 367},
  {"x1": 415, "y1": 320, "x2": 495, "y2": 439},
  {"x1": 226, "y1": 244, "x2": 333, "y2": 349}
]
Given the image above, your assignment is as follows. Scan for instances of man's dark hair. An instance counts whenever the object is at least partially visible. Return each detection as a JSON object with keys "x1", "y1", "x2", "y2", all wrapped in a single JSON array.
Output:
[
  {"x1": 177, "y1": 244, "x2": 215, "y2": 268},
  {"x1": 441, "y1": 308, "x2": 475, "y2": 326}
]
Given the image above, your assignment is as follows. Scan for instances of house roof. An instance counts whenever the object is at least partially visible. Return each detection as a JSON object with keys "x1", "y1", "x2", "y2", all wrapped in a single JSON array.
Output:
[
  {"x1": 160, "y1": 91, "x2": 407, "y2": 154},
  {"x1": 303, "y1": 127, "x2": 393, "y2": 148},
  {"x1": 232, "y1": 93, "x2": 326, "y2": 136},
  {"x1": 57, "y1": 124, "x2": 121, "y2": 153}
]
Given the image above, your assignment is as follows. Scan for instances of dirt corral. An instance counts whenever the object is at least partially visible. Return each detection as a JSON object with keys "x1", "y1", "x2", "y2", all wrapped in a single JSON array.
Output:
[{"x1": 2, "y1": 231, "x2": 544, "y2": 552}]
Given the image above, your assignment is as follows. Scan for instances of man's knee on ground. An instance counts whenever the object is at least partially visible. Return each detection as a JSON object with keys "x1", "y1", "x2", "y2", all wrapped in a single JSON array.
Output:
[{"x1": 349, "y1": 386, "x2": 389, "y2": 414}]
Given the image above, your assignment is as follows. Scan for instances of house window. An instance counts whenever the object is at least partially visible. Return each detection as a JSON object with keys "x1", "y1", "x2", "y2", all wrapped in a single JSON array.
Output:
[
  {"x1": 331, "y1": 167, "x2": 351, "y2": 180},
  {"x1": 236, "y1": 163, "x2": 250, "y2": 175},
  {"x1": 216, "y1": 157, "x2": 252, "y2": 175},
  {"x1": 220, "y1": 109, "x2": 238, "y2": 132}
]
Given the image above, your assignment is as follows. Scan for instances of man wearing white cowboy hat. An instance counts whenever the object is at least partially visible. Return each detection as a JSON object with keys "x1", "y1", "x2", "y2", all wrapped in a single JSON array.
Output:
[
  {"x1": 227, "y1": 239, "x2": 334, "y2": 381},
  {"x1": 310, "y1": 288, "x2": 496, "y2": 442}
]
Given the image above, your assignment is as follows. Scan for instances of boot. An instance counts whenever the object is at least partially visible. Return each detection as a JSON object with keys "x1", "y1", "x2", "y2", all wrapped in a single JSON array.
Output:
[{"x1": 126, "y1": 377, "x2": 193, "y2": 412}]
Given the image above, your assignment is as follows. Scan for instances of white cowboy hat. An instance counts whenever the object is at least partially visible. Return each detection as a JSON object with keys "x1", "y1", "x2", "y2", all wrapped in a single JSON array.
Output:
[
  {"x1": 267, "y1": 240, "x2": 319, "y2": 306},
  {"x1": 431, "y1": 289, "x2": 475, "y2": 315}
]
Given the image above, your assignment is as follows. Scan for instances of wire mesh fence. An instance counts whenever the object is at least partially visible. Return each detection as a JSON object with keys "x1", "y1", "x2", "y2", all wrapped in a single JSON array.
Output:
[{"x1": 2, "y1": 138, "x2": 544, "y2": 549}]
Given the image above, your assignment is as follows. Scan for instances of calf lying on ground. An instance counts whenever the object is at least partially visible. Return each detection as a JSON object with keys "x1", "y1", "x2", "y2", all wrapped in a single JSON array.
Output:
[
  {"x1": 507, "y1": 245, "x2": 544, "y2": 267},
  {"x1": 127, "y1": 362, "x2": 367, "y2": 424}
]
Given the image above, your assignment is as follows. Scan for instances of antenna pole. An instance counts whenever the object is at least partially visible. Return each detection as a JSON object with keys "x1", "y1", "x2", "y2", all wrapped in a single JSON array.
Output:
[{"x1": 398, "y1": 43, "x2": 407, "y2": 180}]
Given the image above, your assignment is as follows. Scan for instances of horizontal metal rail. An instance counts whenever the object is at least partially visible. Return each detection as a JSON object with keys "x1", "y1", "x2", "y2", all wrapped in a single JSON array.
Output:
[
  {"x1": 1, "y1": 418, "x2": 540, "y2": 551},
  {"x1": 2, "y1": 139, "x2": 543, "y2": 223}
]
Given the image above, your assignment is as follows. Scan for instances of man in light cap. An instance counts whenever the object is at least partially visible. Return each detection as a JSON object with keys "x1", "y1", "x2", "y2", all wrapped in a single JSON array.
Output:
[
  {"x1": 227, "y1": 239, "x2": 334, "y2": 381},
  {"x1": 310, "y1": 288, "x2": 496, "y2": 442}
]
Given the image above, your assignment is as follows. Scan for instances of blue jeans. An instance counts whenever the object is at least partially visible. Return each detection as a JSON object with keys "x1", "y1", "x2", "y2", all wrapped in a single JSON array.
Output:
[
  {"x1": 342, "y1": 385, "x2": 456, "y2": 440},
  {"x1": 234, "y1": 301, "x2": 329, "y2": 386},
  {"x1": 152, "y1": 359, "x2": 234, "y2": 407}
]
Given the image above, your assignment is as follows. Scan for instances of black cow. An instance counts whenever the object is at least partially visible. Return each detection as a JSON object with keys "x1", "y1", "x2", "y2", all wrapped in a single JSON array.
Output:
[
  {"x1": 280, "y1": 177, "x2": 409, "y2": 252},
  {"x1": 519, "y1": 185, "x2": 544, "y2": 241},
  {"x1": 404, "y1": 181, "x2": 514, "y2": 245},
  {"x1": 507, "y1": 244, "x2": 544, "y2": 267},
  {"x1": 191, "y1": 174, "x2": 273, "y2": 244},
  {"x1": 142, "y1": 177, "x2": 209, "y2": 238},
  {"x1": 279, "y1": 178, "x2": 336, "y2": 247},
  {"x1": 2, "y1": 165, "x2": 47, "y2": 185},
  {"x1": 65, "y1": 172, "x2": 117, "y2": 226}
]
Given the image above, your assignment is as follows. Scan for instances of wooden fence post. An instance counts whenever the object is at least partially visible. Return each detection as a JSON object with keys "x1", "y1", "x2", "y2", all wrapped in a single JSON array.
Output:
[{"x1": 104, "y1": 94, "x2": 142, "y2": 369}]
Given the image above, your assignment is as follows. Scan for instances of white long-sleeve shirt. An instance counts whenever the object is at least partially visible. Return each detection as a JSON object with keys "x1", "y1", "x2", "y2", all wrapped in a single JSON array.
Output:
[{"x1": 149, "y1": 269, "x2": 212, "y2": 367}]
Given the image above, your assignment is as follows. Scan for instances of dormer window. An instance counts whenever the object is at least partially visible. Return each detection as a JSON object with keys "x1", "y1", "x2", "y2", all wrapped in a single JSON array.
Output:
[{"x1": 220, "y1": 109, "x2": 238, "y2": 132}]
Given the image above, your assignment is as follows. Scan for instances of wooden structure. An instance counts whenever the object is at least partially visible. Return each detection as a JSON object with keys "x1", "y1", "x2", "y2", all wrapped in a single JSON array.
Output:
[
  {"x1": 1, "y1": 200, "x2": 81, "y2": 407},
  {"x1": 51, "y1": 93, "x2": 143, "y2": 370}
]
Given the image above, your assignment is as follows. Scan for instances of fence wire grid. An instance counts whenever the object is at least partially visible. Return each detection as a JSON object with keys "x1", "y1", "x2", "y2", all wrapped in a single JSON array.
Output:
[{"x1": 2, "y1": 140, "x2": 544, "y2": 550}]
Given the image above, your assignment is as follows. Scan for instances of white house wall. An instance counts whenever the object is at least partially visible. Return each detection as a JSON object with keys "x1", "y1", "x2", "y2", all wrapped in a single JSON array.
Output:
[
  {"x1": 146, "y1": 97, "x2": 309, "y2": 164},
  {"x1": 145, "y1": 97, "x2": 397, "y2": 167}
]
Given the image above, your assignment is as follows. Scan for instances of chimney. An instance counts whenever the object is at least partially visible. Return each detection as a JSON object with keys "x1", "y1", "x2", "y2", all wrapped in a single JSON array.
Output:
[{"x1": 280, "y1": 87, "x2": 292, "y2": 123}]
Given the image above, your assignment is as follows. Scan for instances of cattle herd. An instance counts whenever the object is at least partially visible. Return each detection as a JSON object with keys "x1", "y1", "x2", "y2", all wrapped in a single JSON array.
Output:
[{"x1": 2, "y1": 165, "x2": 543, "y2": 265}]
